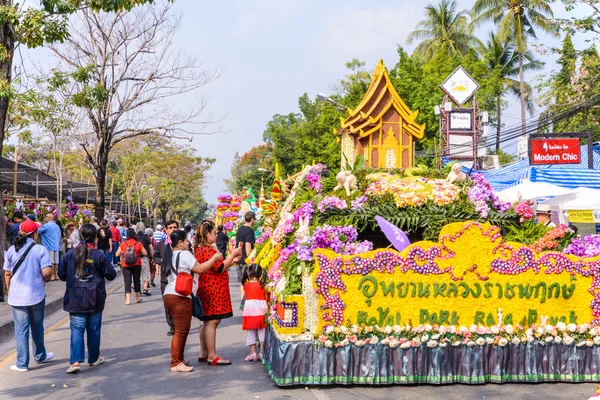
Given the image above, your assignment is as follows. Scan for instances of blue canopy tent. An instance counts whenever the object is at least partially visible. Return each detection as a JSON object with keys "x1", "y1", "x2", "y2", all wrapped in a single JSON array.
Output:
[{"x1": 443, "y1": 145, "x2": 600, "y2": 191}]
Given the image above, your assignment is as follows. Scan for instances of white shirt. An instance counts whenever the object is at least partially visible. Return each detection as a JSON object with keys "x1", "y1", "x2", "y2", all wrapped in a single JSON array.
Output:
[
  {"x1": 3, "y1": 238, "x2": 52, "y2": 306},
  {"x1": 163, "y1": 250, "x2": 196, "y2": 298}
]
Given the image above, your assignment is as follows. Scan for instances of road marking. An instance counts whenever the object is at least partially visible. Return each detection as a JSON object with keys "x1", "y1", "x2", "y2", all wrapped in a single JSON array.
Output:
[
  {"x1": 311, "y1": 388, "x2": 331, "y2": 400},
  {"x1": 0, "y1": 278, "x2": 124, "y2": 368}
]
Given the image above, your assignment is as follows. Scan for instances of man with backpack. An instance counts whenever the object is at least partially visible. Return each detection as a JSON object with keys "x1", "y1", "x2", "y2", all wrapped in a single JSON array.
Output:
[
  {"x1": 115, "y1": 228, "x2": 147, "y2": 305},
  {"x1": 153, "y1": 219, "x2": 178, "y2": 336}
]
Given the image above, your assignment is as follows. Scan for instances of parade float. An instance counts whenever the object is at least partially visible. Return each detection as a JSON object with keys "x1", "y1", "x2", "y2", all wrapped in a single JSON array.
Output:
[{"x1": 249, "y1": 61, "x2": 600, "y2": 386}]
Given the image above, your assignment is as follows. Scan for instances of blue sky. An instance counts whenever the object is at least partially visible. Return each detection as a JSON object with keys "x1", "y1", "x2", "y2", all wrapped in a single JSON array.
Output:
[{"x1": 21, "y1": 0, "x2": 592, "y2": 205}]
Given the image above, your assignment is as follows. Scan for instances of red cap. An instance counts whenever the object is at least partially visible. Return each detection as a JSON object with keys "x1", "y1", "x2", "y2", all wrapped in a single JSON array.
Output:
[{"x1": 19, "y1": 219, "x2": 39, "y2": 235}]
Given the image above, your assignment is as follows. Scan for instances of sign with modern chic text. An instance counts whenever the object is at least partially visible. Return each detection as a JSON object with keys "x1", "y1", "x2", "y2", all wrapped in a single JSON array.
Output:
[{"x1": 530, "y1": 138, "x2": 581, "y2": 165}]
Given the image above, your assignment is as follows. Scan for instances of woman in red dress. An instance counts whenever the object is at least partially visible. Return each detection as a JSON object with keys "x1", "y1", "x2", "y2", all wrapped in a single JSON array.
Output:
[{"x1": 194, "y1": 220, "x2": 241, "y2": 366}]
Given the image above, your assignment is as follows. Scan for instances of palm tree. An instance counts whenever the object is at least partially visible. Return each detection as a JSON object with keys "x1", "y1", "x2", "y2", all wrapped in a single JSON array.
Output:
[
  {"x1": 408, "y1": 0, "x2": 475, "y2": 61},
  {"x1": 476, "y1": 33, "x2": 543, "y2": 151},
  {"x1": 472, "y1": 0, "x2": 554, "y2": 138}
]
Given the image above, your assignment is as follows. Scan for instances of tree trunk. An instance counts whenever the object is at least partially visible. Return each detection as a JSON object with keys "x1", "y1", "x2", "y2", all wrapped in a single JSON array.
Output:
[
  {"x1": 519, "y1": 52, "x2": 526, "y2": 139},
  {"x1": 94, "y1": 161, "x2": 107, "y2": 219},
  {"x1": 496, "y1": 95, "x2": 502, "y2": 153},
  {"x1": 160, "y1": 208, "x2": 167, "y2": 224},
  {"x1": 0, "y1": 0, "x2": 15, "y2": 259}
]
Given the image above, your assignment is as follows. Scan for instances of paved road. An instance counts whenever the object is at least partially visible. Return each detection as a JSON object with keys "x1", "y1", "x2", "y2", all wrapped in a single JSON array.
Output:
[{"x1": 0, "y1": 270, "x2": 598, "y2": 400}]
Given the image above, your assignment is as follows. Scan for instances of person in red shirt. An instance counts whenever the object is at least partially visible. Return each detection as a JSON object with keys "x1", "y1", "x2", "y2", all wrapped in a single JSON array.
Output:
[
  {"x1": 109, "y1": 221, "x2": 122, "y2": 266},
  {"x1": 115, "y1": 229, "x2": 146, "y2": 305}
]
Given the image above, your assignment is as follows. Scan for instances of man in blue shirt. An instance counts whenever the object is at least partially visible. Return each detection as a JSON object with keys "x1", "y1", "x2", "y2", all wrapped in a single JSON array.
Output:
[
  {"x1": 4, "y1": 219, "x2": 54, "y2": 372},
  {"x1": 37, "y1": 213, "x2": 62, "y2": 281},
  {"x1": 7, "y1": 211, "x2": 24, "y2": 246}
]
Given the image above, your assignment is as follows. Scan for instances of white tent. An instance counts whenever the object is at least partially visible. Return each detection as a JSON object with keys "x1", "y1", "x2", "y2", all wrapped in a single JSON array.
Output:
[
  {"x1": 498, "y1": 179, "x2": 572, "y2": 204},
  {"x1": 542, "y1": 187, "x2": 600, "y2": 210}
]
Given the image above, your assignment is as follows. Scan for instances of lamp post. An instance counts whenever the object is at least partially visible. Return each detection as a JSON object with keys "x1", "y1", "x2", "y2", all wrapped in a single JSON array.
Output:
[{"x1": 316, "y1": 93, "x2": 349, "y2": 112}]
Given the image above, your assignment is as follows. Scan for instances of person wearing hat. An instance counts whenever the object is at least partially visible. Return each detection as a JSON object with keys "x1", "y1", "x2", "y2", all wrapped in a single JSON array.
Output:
[
  {"x1": 3, "y1": 219, "x2": 55, "y2": 372},
  {"x1": 536, "y1": 204, "x2": 556, "y2": 228}
]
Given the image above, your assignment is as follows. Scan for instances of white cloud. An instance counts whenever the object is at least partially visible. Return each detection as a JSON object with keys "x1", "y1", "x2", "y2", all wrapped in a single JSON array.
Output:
[
  {"x1": 232, "y1": 0, "x2": 303, "y2": 38},
  {"x1": 315, "y1": 5, "x2": 422, "y2": 62}
]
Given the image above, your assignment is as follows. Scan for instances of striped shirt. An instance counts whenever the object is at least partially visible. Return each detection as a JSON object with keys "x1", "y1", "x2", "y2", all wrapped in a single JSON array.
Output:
[{"x1": 153, "y1": 231, "x2": 167, "y2": 242}]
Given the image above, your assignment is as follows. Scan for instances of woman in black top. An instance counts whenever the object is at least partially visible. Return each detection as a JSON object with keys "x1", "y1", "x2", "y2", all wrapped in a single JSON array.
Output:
[{"x1": 59, "y1": 224, "x2": 117, "y2": 374}]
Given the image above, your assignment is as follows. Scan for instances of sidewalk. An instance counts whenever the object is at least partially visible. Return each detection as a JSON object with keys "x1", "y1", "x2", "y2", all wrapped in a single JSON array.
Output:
[{"x1": 0, "y1": 268, "x2": 123, "y2": 344}]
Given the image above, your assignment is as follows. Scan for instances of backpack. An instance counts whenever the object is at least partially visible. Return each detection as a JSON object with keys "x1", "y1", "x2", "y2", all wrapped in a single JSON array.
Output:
[
  {"x1": 71, "y1": 271, "x2": 98, "y2": 313},
  {"x1": 124, "y1": 241, "x2": 139, "y2": 266}
]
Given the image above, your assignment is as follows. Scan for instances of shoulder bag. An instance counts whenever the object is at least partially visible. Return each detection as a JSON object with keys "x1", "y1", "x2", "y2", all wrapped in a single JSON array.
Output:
[
  {"x1": 9, "y1": 243, "x2": 36, "y2": 281},
  {"x1": 171, "y1": 252, "x2": 193, "y2": 297}
]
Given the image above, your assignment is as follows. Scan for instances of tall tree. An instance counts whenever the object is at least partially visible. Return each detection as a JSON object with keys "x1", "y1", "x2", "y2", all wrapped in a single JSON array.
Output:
[
  {"x1": 472, "y1": 0, "x2": 554, "y2": 137},
  {"x1": 408, "y1": 0, "x2": 474, "y2": 61},
  {"x1": 48, "y1": 3, "x2": 219, "y2": 218},
  {"x1": 476, "y1": 33, "x2": 543, "y2": 151},
  {"x1": 0, "y1": 0, "x2": 161, "y2": 256},
  {"x1": 225, "y1": 144, "x2": 274, "y2": 193}
]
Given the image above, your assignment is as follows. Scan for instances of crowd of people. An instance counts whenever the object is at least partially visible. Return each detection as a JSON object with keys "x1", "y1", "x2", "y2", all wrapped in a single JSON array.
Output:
[{"x1": 2, "y1": 210, "x2": 265, "y2": 375}]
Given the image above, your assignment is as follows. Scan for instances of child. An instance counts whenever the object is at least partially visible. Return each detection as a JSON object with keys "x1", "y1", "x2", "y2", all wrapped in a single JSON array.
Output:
[{"x1": 241, "y1": 264, "x2": 268, "y2": 362}]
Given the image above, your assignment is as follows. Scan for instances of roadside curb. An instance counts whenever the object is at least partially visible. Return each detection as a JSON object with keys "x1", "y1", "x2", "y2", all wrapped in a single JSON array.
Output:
[{"x1": 0, "y1": 268, "x2": 124, "y2": 345}]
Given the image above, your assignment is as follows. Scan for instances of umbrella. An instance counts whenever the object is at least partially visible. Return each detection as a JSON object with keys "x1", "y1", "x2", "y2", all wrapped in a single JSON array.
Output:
[
  {"x1": 542, "y1": 187, "x2": 600, "y2": 210},
  {"x1": 375, "y1": 216, "x2": 411, "y2": 252},
  {"x1": 498, "y1": 179, "x2": 572, "y2": 203}
]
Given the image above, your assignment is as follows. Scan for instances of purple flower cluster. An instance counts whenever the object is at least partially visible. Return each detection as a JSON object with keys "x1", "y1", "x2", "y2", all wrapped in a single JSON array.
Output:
[
  {"x1": 467, "y1": 173, "x2": 511, "y2": 218},
  {"x1": 293, "y1": 201, "x2": 315, "y2": 223},
  {"x1": 221, "y1": 211, "x2": 239, "y2": 219},
  {"x1": 223, "y1": 222, "x2": 235, "y2": 231},
  {"x1": 82, "y1": 209, "x2": 92, "y2": 218},
  {"x1": 217, "y1": 194, "x2": 233, "y2": 203},
  {"x1": 256, "y1": 227, "x2": 272, "y2": 245},
  {"x1": 317, "y1": 196, "x2": 348, "y2": 213},
  {"x1": 564, "y1": 236, "x2": 600, "y2": 257},
  {"x1": 351, "y1": 195, "x2": 367, "y2": 209},
  {"x1": 306, "y1": 163, "x2": 327, "y2": 193},
  {"x1": 288, "y1": 225, "x2": 373, "y2": 262}
]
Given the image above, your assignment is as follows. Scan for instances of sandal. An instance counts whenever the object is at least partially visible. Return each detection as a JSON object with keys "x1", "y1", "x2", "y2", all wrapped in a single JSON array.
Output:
[
  {"x1": 245, "y1": 353, "x2": 257, "y2": 362},
  {"x1": 136, "y1": 298, "x2": 143, "y2": 304},
  {"x1": 208, "y1": 356, "x2": 231, "y2": 366},
  {"x1": 198, "y1": 356, "x2": 207, "y2": 363},
  {"x1": 66, "y1": 365, "x2": 81, "y2": 374},
  {"x1": 89, "y1": 356, "x2": 104, "y2": 367}
]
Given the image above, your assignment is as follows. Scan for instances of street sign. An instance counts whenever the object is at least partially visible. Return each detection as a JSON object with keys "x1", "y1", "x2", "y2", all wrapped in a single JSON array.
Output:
[
  {"x1": 440, "y1": 66, "x2": 479, "y2": 106},
  {"x1": 530, "y1": 138, "x2": 581, "y2": 165},
  {"x1": 449, "y1": 110, "x2": 473, "y2": 131}
]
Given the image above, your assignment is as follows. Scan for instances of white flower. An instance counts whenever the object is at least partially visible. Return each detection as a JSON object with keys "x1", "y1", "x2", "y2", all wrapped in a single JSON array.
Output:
[
  {"x1": 527, "y1": 336, "x2": 534, "y2": 343},
  {"x1": 498, "y1": 337, "x2": 508, "y2": 347},
  {"x1": 594, "y1": 336, "x2": 600, "y2": 345},
  {"x1": 439, "y1": 342, "x2": 448, "y2": 348},
  {"x1": 536, "y1": 328, "x2": 545, "y2": 336},
  {"x1": 425, "y1": 324, "x2": 433, "y2": 332},
  {"x1": 452, "y1": 341, "x2": 462, "y2": 347},
  {"x1": 400, "y1": 342, "x2": 411, "y2": 349},
  {"x1": 389, "y1": 340, "x2": 400, "y2": 348},
  {"x1": 447, "y1": 325, "x2": 457, "y2": 334},
  {"x1": 580, "y1": 324, "x2": 590, "y2": 333},
  {"x1": 459, "y1": 326, "x2": 469, "y2": 334},
  {"x1": 511, "y1": 337, "x2": 521, "y2": 345},
  {"x1": 469, "y1": 324, "x2": 478, "y2": 333},
  {"x1": 326, "y1": 326, "x2": 334, "y2": 334},
  {"x1": 421, "y1": 334, "x2": 430, "y2": 342},
  {"x1": 521, "y1": 336, "x2": 528, "y2": 343},
  {"x1": 505, "y1": 325, "x2": 514, "y2": 335},
  {"x1": 564, "y1": 336, "x2": 574, "y2": 345},
  {"x1": 351, "y1": 326, "x2": 358, "y2": 334},
  {"x1": 438, "y1": 326, "x2": 447, "y2": 335},
  {"x1": 340, "y1": 326, "x2": 348, "y2": 334},
  {"x1": 431, "y1": 334, "x2": 441, "y2": 340},
  {"x1": 556, "y1": 322, "x2": 567, "y2": 332},
  {"x1": 576, "y1": 341, "x2": 586, "y2": 347},
  {"x1": 393, "y1": 325, "x2": 402, "y2": 334},
  {"x1": 486, "y1": 337, "x2": 495, "y2": 345},
  {"x1": 590, "y1": 327, "x2": 598, "y2": 336},
  {"x1": 586, "y1": 340, "x2": 594, "y2": 347},
  {"x1": 554, "y1": 336, "x2": 562, "y2": 344},
  {"x1": 568, "y1": 323, "x2": 578, "y2": 333},
  {"x1": 355, "y1": 340, "x2": 365, "y2": 347},
  {"x1": 370, "y1": 336, "x2": 379, "y2": 345},
  {"x1": 545, "y1": 325, "x2": 554, "y2": 334},
  {"x1": 467, "y1": 341, "x2": 476, "y2": 347},
  {"x1": 427, "y1": 340, "x2": 438, "y2": 348},
  {"x1": 545, "y1": 336, "x2": 554, "y2": 343},
  {"x1": 491, "y1": 326, "x2": 500, "y2": 335},
  {"x1": 526, "y1": 329, "x2": 534, "y2": 337},
  {"x1": 384, "y1": 326, "x2": 393, "y2": 335},
  {"x1": 475, "y1": 337, "x2": 486, "y2": 346},
  {"x1": 380, "y1": 338, "x2": 390, "y2": 346},
  {"x1": 413, "y1": 337, "x2": 421, "y2": 344},
  {"x1": 324, "y1": 340, "x2": 333, "y2": 348}
]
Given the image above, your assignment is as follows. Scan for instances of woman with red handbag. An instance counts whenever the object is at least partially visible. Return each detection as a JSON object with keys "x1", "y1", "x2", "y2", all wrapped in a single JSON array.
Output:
[{"x1": 162, "y1": 230, "x2": 223, "y2": 372}]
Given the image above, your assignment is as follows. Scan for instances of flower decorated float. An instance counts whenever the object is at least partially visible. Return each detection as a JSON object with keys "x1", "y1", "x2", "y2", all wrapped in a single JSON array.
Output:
[{"x1": 252, "y1": 61, "x2": 600, "y2": 386}]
